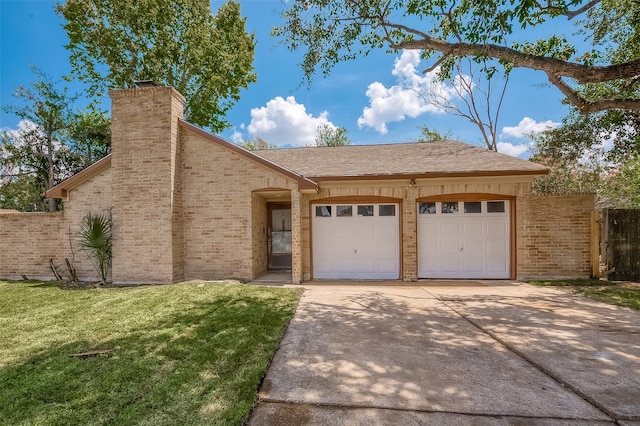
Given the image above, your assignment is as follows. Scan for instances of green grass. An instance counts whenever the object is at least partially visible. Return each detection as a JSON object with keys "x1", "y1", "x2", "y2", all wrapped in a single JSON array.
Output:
[
  {"x1": 0, "y1": 280, "x2": 301, "y2": 426},
  {"x1": 572, "y1": 287, "x2": 640, "y2": 310},
  {"x1": 529, "y1": 279, "x2": 640, "y2": 310},
  {"x1": 528, "y1": 279, "x2": 617, "y2": 287}
]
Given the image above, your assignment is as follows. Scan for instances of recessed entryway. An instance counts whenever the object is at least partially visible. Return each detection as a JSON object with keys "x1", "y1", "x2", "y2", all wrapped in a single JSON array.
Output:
[{"x1": 268, "y1": 204, "x2": 292, "y2": 270}]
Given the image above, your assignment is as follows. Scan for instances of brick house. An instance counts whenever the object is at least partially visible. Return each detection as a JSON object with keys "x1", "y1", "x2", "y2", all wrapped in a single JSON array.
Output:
[{"x1": 0, "y1": 86, "x2": 595, "y2": 284}]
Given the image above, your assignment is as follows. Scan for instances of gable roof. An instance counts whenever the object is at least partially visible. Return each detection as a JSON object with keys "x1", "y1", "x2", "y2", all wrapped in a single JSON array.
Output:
[
  {"x1": 255, "y1": 141, "x2": 548, "y2": 180},
  {"x1": 178, "y1": 120, "x2": 318, "y2": 190},
  {"x1": 45, "y1": 154, "x2": 112, "y2": 199}
]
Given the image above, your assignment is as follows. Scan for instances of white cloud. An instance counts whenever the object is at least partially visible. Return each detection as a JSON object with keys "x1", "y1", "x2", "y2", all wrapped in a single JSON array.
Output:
[
  {"x1": 230, "y1": 130, "x2": 243, "y2": 144},
  {"x1": 358, "y1": 50, "x2": 454, "y2": 134},
  {"x1": 497, "y1": 141, "x2": 531, "y2": 157},
  {"x1": 501, "y1": 117, "x2": 559, "y2": 139},
  {"x1": 247, "y1": 96, "x2": 334, "y2": 147}
]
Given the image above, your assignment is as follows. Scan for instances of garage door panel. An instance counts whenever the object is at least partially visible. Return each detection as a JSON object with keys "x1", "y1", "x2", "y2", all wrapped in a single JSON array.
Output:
[
  {"x1": 356, "y1": 260, "x2": 376, "y2": 273},
  {"x1": 486, "y1": 258, "x2": 508, "y2": 273},
  {"x1": 378, "y1": 260, "x2": 398, "y2": 274},
  {"x1": 378, "y1": 244, "x2": 398, "y2": 257},
  {"x1": 440, "y1": 242, "x2": 461, "y2": 256},
  {"x1": 486, "y1": 240, "x2": 508, "y2": 257},
  {"x1": 313, "y1": 203, "x2": 400, "y2": 279},
  {"x1": 487, "y1": 221, "x2": 508, "y2": 236},
  {"x1": 440, "y1": 223, "x2": 460, "y2": 237},
  {"x1": 463, "y1": 222, "x2": 484, "y2": 237},
  {"x1": 418, "y1": 200, "x2": 510, "y2": 279},
  {"x1": 334, "y1": 244, "x2": 354, "y2": 257},
  {"x1": 378, "y1": 224, "x2": 398, "y2": 240},
  {"x1": 440, "y1": 258, "x2": 461, "y2": 272},
  {"x1": 462, "y1": 258, "x2": 484, "y2": 272},
  {"x1": 315, "y1": 261, "x2": 335, "y2": 275},
  {"x1": 463, "y1": 240, "x2": 484, "y2": 256},
  {"x1": 334, "y1": 261, "x2": 356, "y2": 274},
  {"x1": 357, "y1": 244, "x2": 376, "y2": 257},
  {"x1": 355, "y1": 224, "x2": 375, "y2": 239}
]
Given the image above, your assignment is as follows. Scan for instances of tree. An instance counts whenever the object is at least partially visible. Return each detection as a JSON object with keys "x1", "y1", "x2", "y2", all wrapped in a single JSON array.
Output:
[
  {"x1": 1, "y1": 69, "x2": 77, "y2": 211},
  {"x1": 57, "y1": 0, "x2": 256, "y2": 131},
  {"x1": 421, "y1": 59, "x2": 509, "y2": 151},
  {"x1": 68, "y1": 109, "x2": 111, "y2": 169},
  {"x1": 530, "y1": 121, "x2": 640, "y2": 208},
  {"x1": 532, "y1": 108, "x2": 640, "y2": 165},
  {"x1": 238, "y1": 137, "x2": 277, "y2": 151},
  {"x1": 274, "y1": 0, "x2": 640, "y2": 114},
  {"x1": 1, "y1": 70, "x2": 112, "y2": 212},
  {"x1": 417, "y1": 126, "x2": 451, "y2": 143},
  {"x1": 315, "y1": 124, "x2": 351, "y2": 146},
  {"x1": 599, "y1": 155, "x2": 640, "y2": 208}
]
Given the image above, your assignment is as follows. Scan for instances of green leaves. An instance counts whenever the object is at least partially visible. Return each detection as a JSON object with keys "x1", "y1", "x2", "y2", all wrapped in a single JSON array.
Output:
[
  {"x1": 315, "y1": 124, "x2": 351, "y2": 146},
  {"x1": 79, "y1": 208, "x2": 113, "y2": 285},
  {"x1": 57, "y1": 0, "x2": 256, "y2": 132},
  {"x1": 275, "y1": 0, "x2": 640, "y2": 113}
]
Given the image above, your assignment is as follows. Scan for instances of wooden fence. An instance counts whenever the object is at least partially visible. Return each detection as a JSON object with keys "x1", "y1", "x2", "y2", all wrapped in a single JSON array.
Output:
[{"x1": 601, "y1": 209, "x2": 640, "y2": 281}]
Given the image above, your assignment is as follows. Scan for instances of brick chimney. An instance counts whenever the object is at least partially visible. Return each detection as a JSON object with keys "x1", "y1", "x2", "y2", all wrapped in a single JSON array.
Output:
[{"x1": 109, "y1": 86, "x2": 185, "y2": 284}]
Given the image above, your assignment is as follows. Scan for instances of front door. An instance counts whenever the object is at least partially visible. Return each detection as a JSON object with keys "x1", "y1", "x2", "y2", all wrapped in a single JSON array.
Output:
[{"x1": 268, "y1": 205, "x2": 292, "y2": 270}]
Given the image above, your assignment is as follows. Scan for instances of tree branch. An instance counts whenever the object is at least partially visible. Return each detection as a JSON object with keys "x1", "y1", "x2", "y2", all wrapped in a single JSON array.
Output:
[
  {"x1": 547, "y1": 74, "x2": 640, "y2": 112},
  {"x1": 390, "y1": 33, "x2": 640, "y2": 84}
]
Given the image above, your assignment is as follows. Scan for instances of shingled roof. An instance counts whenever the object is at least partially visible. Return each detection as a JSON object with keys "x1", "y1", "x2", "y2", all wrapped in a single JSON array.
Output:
[{"x1": 255, "y1": 140, "x2": 548, "y2": 180}]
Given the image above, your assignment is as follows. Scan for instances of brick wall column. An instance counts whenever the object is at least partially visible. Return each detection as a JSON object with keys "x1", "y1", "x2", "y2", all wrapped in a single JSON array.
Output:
[
  {"x1": 403, "y1": 186, "x2": 418, "y2": 281},
  {"x1": 291, "y1": 189, "x2": 302, "y2": 284}
]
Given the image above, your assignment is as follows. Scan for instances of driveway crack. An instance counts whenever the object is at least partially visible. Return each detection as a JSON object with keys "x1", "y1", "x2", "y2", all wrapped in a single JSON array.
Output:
[{"x1": 420, "y1": 288, "x2": 619, "y2": 422}]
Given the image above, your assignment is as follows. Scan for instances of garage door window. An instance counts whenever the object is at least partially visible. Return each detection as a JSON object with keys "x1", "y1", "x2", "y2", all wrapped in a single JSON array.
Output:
[
  {"x1": 336, "y1": 205, "x2": 352, "y2": 217},
  {"x1": 316, "y1": 205, "x2": 332, "y2": 217},
  {"x1": 464, "y1": 202, "x2": 482, "y2": 213},
  {"x1": 379, "y1": 205, "x2": 396, "y2": 216},
  {"x1": 419, "y1": 202, "x2": 436, "y2": 214},
  {"x1": 357, "y1": 205, "x2": 374, "y2": 216},
  {"x1": 487, "y1": 201, "x2": 506, "y2": 213},
  {"x1": 442, "y1": 202, "x2": 459, "y2": 214}
]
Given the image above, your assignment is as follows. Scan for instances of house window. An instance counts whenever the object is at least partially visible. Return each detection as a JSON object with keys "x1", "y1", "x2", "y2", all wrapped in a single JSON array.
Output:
[
  {"x1": 464, "y1": 202, "x2": 482, "y2": 213},
  {"x1": 379, "y1": 205, "x2": 396, "y2": 216},
  {"x1": 419, "y1": 202, "x2": 436, "y2": 214},
  {"x1": 441, "y1": 202, "x2": 459, "y2": 214},
  {"x1": 315, "y1": 205, "x2": 332, "y2": 217},
  {"x1": 357, "y1": 205, "x2": 374, "y2": 216},
  {"x1": 336, "y1": 205, "x2": 352, "y2": 217},
  {"x1": 487, "y1": 201, "x2": 506, "y2": 213}
]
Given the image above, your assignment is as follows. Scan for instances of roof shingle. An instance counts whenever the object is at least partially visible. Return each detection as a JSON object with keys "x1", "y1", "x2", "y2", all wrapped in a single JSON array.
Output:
[{"x1": 255, "y1": 140, "x2": 547, "y2": 179}]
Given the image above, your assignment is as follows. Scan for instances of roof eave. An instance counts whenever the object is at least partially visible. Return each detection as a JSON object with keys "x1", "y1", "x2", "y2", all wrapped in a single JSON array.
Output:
[{"x1": 308, "y1": 169, "x2": 549, "y2": 181}]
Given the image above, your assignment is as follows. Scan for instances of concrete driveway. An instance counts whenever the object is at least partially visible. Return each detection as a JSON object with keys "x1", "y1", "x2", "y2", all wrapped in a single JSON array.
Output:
[{"x1": 249, "y1": 281, "x2": 640, "y2": 425}]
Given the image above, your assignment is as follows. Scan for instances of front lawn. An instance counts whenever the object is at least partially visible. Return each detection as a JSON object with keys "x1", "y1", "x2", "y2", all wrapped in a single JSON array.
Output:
[
  {"x1": 0, "y1": 280, "x2": 301, "y2": 425},
  {"x1": 529, "y1": 279, "x2": 640, "y2": 310}
]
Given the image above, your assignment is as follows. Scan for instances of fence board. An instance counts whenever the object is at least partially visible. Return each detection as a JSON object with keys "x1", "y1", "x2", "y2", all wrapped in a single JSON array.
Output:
[{"x1": 602, "y1": 209, "x2": 640, "y2": 281}]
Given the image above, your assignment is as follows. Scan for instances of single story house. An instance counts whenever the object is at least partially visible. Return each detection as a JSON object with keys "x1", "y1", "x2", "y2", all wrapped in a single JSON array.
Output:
[{"x1": 0, "y1": 86, "x2": 595, "y2": 284}]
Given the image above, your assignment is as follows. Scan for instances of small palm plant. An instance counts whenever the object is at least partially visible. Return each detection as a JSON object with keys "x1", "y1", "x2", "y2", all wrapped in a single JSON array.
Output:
[{"x1": 79, "y1": 208, "x2": 113, "y2": 286}]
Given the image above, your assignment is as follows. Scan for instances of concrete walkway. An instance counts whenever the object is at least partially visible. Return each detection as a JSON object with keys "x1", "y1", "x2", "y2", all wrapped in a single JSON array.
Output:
[{"x1": 249, "y1": 281, "x2": 640, "y2": 425}]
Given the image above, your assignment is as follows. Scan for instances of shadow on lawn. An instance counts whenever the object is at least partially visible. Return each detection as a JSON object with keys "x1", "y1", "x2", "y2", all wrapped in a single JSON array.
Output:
[{"x1": 0, "y1": 291, "x2": 298, "y2": 426}]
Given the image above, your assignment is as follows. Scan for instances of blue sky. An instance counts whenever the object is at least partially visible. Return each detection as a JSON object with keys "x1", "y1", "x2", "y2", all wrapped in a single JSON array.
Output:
[{"x1": 1, "y1": 0, "x2": 575, "y2": 157}]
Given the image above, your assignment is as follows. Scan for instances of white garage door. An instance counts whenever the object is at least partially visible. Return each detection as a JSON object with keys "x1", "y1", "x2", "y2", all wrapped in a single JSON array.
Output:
[
  {"x1": 313, "y1": 203, "x2": 400, "y2": 279},
  {"x1": 418, "y1": 200, "x2": 510, "y2": 279}
]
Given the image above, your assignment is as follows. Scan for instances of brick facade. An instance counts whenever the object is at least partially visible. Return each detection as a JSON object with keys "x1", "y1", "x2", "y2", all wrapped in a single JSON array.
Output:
[
  {"x1": 0, "y1": 86, "x2": 595, "y2": 283},
  {"x1": 517, "y1": 194, "x2": 594, "y2": 279}
]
